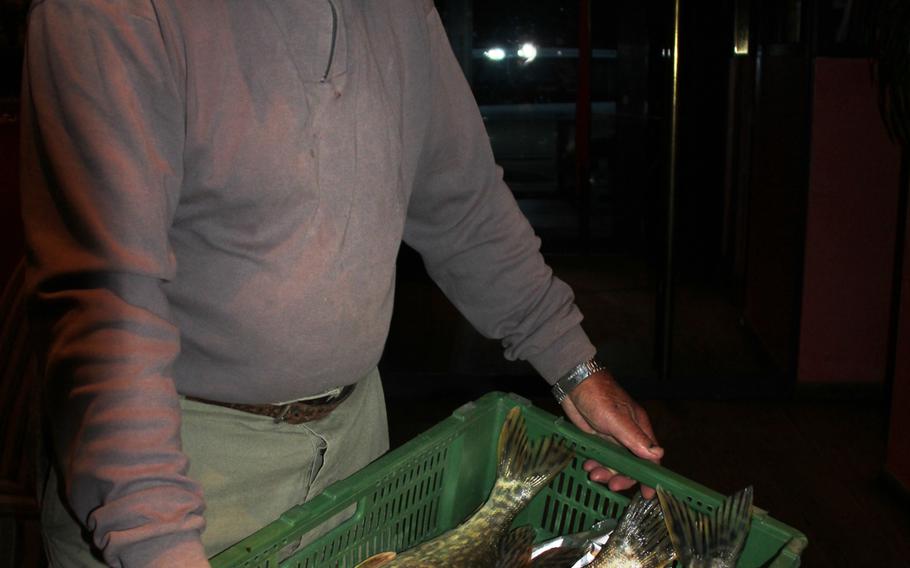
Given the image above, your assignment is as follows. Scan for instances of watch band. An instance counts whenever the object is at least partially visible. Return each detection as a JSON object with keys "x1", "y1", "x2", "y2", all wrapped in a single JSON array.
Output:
[{"x1": 551, "y1": 357, "x2": 606, "y2": 403}]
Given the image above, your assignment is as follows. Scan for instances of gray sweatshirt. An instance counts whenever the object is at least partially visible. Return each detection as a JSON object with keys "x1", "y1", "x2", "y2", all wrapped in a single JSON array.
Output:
[{"x1": 21, "y1": 0, "x2": 596, "y2": 565}]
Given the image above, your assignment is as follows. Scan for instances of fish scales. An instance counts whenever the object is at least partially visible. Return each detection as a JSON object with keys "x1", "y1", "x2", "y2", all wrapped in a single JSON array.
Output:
[
  {"x1": 587, "y1": 494, "x2": 676, "y2": 568},
  {"x1": 355, "y1": 407, "x2": 574, "y2": 568}
]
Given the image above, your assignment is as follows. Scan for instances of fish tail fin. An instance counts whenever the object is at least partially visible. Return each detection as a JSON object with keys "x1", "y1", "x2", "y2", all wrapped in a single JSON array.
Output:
[
  {"x1": 657, "y1": 485, "x2": 753, "y2": 565},
  {"x1": 593, "y1": 493, "x2": 676, "y2": 568},
  {"x1": 656, "y1": 486, "x2": 700, "y2": 564},
  {"x1": 713, "y1": 486, "x2": 754, "y2": 559},
  {"x1": 497, "y1": 407, "x2": 574, "y2": 493}
]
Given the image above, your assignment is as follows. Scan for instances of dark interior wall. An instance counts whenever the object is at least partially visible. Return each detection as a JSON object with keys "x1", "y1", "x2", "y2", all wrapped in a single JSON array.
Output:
[
  {"x1": 739, "y1": 2, "x2": 908, "y2": 386},
  {"x1": 0, "y1": 100, "x2": 22, "y2": 284},
  {"x1": 1, "y1": 2, "x2": 27, "y2": 283},
  {"x1": 798, "y1": 58, "x2": 902, "y2": 384},
  {"x1": 675, "y1": 0, "x2": 734, "y2": 272},
  {"x1": 741, "y1": 50, "x2": 811, "y2": 374},
  {"x1": 722, "y1": 54, "x2": 755, "y2": 283},
  {"x1": 887, "y1": 173, "x2": 910, "y2": 490},
  {"x1": 0, "y1": 1, "x2": 27, "y2": 98}
]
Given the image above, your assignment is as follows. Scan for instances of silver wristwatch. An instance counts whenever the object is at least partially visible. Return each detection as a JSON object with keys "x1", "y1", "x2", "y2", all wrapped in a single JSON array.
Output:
[{"x1": 551, "y1": 357, "x2": 606, "y2": 403}]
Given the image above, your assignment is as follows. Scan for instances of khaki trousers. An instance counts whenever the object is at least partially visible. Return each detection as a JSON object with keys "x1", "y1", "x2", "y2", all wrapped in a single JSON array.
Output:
[{"x1": 41, "y1": 368, "x2": 389, "y2": 567}]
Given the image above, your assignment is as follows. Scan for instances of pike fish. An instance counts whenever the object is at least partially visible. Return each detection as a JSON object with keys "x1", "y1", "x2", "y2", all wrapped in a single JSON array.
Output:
[
  {"x1": 656, "y1": 485, "x2": 753, "y2": 568},
  {"x1": 585, "y1": 485, "x2": 753, "y2": 568},
  {"x1": 356, "y1": 406, "x2": 575, "y2": 568},
  {"x1": 586, "y1": 493, "x2": 676, "y2": 568}
]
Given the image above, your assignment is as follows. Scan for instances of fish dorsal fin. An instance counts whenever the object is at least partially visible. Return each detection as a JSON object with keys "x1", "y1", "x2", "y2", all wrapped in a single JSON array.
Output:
[
  {"x1": 496, "y1": 407, "x2": 574, "y2": 493},
  {"x1": 592, "y1": 493, "x2": 676, "y2": 568},
  {"x1": 657, "y1": 486, "x2": 753, "y2": 566},
  {"x1": 495, "y1": 525, "x2": 536, "y2": 568},
  {"x1": 354, "y1": 551, "x2": 397, "y2": 568}
]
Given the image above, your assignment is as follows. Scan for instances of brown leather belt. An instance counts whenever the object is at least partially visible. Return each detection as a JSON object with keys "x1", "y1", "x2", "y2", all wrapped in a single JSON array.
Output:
[{"x1": 186, "y1": 384, "x2": 356, "y2": 424}]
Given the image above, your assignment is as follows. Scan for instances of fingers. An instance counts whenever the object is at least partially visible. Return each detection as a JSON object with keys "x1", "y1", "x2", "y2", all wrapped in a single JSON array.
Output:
[
  {"x1": 582, "y1": 461, "x2": 638, "y2": 493},
  {"x1": 583, "y1": 458, "x2": 611, "y2": 475},
  {"x1": 583, "y1": 459, "x2": 656, "y2": 499}
]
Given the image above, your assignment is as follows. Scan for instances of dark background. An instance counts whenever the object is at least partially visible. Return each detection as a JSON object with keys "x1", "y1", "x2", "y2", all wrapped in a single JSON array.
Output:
[{"x1": 1, "y1": 0, "x2": 909, "y2": 566}]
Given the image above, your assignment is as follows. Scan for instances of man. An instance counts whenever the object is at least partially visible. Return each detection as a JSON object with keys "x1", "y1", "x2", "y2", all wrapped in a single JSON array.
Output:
[{"x1": 20, "y1": 0, "x2": 663, "y2": 566}]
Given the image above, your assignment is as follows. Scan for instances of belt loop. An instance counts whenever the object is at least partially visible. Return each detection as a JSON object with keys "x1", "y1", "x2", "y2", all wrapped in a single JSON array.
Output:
[{"x1": 273, "y1": 404, "x2": 293, "y2": 423}]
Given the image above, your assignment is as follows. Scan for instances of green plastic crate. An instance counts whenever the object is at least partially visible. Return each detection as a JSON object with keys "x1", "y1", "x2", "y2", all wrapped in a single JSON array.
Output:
[{"x1": 211, "y1": 392, "x2": 807, "y2": 568}]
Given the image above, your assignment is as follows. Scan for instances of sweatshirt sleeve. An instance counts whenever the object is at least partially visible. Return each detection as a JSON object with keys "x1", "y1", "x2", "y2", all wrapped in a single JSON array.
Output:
[
  {"x1": 21, "y1": 1, "x2": 208, "y2": 565},
  {"x1": 403, "y1": 6, "x2": 597, "y2": 384}
]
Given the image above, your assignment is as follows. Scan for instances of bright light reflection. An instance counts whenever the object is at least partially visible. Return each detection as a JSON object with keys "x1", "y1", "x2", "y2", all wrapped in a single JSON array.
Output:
[
  {"x1": 517, "y1": 42, "x2": 537, "y2": 63},
  {"x1": 484, "y1": 47, "x2": 506, "y2": 61}
]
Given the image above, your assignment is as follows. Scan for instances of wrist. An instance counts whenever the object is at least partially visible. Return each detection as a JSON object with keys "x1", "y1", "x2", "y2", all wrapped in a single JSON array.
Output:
[{"x1": 551, "y1": 357, "x2": 607, "y2": 403}]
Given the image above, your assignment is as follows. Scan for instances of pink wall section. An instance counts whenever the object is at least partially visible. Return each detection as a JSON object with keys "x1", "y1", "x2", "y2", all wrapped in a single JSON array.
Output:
[{"x1": 797, "y1": 58, "x2": 903, "y2": 384}]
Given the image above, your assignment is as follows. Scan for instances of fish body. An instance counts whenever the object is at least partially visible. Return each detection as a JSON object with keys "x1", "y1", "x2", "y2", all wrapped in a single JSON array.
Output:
[
  {"x1": 356, "y1": 407, "x2": 574, "y2": 568},
  {"x1": 529, "y1": 517, "x2": 616, "y2": 565},
  {"x1": 587, "y1": 493, "x2": 676, "y2": 568},
  {"x1": 656, "y1": 486, "x2": 753, "y2": 568}
]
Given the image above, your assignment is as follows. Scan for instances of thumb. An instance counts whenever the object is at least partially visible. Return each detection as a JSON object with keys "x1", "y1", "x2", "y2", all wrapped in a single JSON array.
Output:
[{"x1": 609, "y1": 418, "x2": 663, "y2": 462}]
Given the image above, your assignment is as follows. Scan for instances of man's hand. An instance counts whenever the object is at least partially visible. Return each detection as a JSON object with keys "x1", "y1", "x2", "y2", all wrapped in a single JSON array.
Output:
[{"x1": 560, "y1": 370, "x2": 663, "y2": 498}]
